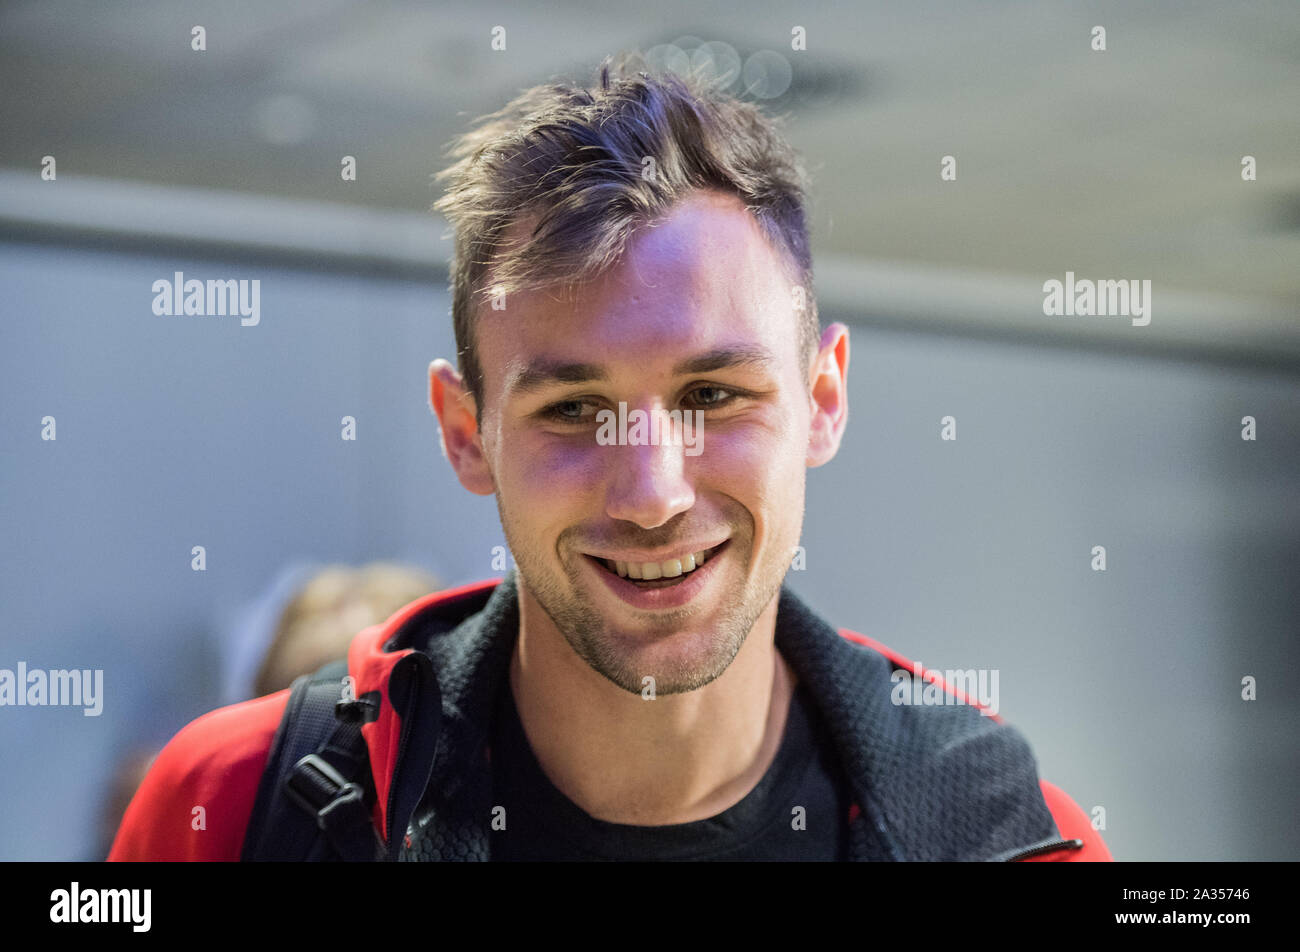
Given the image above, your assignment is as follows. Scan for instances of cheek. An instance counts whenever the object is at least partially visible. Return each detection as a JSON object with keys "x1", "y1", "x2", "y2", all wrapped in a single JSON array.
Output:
[
  {"x1": 694, "y1": 416, "x2": 802, "y2": 509},
  {"x1": 695, "y1": 429, "x2": 767, "y2": 484},
  {"x1": 502, "y1": 428, "x2": 607, "y2": 501}
]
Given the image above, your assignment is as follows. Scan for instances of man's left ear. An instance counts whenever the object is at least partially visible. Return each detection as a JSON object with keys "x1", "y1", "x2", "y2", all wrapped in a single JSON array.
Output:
[{"x1": 806, "y1": 322, "x2": 849, "y2": 468}]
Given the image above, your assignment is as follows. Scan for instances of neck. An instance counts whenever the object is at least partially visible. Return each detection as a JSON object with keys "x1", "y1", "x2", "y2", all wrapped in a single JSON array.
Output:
[{"x1": 509, "y1": 588, "x2": 795, "y2": 826}]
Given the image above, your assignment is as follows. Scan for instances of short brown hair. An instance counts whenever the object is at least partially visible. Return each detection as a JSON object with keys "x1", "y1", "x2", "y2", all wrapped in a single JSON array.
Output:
[{"x1": 433, "y1": 52, "x2": 818, "y2": 417}]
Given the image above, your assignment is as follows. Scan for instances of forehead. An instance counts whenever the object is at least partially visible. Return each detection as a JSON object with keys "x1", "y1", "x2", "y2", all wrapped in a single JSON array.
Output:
[{"x1": 479, "y1": 190, "x2": 798, "y2": 388}]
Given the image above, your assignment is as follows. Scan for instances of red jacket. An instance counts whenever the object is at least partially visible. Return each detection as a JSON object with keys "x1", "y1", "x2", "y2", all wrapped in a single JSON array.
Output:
[{"x1": 110, "y1": 576, "x2": 1111, "y2": 862}]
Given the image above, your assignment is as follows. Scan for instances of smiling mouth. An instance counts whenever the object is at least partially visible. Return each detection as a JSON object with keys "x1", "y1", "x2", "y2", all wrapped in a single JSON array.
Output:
[{"x1": 585, "y1": 541, "x2": 727, "y2": 589}]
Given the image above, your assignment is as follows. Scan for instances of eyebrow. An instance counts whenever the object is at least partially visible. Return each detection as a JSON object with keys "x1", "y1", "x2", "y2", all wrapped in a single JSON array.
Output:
[{"x1": 505, "y1": 346, "x2": 778, "y2": 397}]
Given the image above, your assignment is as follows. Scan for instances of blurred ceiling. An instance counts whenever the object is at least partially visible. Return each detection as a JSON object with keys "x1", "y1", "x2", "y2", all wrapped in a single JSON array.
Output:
[{"x1": 1, "y1": 0, "x2": 1297, "y2": 359}]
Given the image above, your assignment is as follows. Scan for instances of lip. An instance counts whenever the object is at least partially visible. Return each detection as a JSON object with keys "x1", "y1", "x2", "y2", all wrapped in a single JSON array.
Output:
[{"x1": 582, "y1": 540, "x2": 730, "y2": 612}]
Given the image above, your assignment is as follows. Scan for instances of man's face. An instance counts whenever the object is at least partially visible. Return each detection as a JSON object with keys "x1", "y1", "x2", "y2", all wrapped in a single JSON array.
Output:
[{"x1": 438, "y1": 189, "x2": 845, "y2": 695}]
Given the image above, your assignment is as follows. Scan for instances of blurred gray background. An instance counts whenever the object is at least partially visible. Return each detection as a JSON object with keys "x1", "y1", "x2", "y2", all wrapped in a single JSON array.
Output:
[{"x1": 1, "y1": 0, "x2": 1296, "y2": 861}]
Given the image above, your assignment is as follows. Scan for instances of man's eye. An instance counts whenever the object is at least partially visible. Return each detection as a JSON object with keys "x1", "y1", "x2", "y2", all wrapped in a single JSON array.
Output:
[
  {"x1": 543, "y1": 400, "x2": 594, "y2": 423},
  {"x1": 688, "y1": 386, "x2": 735, "y2": 407}
]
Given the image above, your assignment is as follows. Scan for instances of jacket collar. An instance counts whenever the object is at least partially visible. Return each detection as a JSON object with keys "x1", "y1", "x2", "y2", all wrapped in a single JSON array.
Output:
[{"x1": 350, "y1": 569, "x2": 1059, "y2": 860}]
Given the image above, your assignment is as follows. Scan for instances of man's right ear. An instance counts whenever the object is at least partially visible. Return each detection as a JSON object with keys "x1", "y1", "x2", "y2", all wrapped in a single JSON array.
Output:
[{"x1": 428, "y1": 359, "x2": 495, "y2": 496}]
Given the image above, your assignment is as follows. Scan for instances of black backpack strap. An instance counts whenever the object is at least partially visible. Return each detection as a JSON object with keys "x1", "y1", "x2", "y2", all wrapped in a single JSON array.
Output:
[{"x1": 240, "y1": 659, "x2": 384, "y2": 861}]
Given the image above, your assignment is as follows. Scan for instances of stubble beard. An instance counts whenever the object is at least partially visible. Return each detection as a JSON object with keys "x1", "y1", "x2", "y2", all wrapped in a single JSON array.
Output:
[{"x1": 499, "y1": 505, "x2": 790, "y2": 697}]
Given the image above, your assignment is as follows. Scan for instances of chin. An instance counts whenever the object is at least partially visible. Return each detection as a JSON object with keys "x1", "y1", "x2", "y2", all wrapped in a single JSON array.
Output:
[{"x1": 597, "y1": 625, "x2": 742, "y2": 695}]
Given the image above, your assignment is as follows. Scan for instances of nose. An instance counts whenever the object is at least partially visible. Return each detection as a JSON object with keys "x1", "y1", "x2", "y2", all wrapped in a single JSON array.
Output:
[{"x1": 603, "y1": 411, "x2": 696, "y2": 529}]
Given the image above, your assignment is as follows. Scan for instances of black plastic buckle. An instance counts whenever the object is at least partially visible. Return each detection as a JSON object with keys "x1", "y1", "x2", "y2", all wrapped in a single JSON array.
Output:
[
  {"x1": 334, "y1": 696, "x2": 379, "y2": 724},
  {"x1": 284, "y1": 754, "x2": 367, "y2": 831}
]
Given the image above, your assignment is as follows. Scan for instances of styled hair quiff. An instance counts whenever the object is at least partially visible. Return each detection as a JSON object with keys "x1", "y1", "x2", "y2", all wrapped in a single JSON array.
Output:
[{"x1": 433, "y1": 52, "x2": 818, "y2": 414}]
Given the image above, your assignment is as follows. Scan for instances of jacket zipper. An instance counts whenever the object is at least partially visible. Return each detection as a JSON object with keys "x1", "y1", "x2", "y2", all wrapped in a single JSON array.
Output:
[
  {"x1": 384, "y1": 655, "x2": 421, "y2": 860},
  {"x1": 1001, "y1": 837, "x2": 1085, "y2": 861}
]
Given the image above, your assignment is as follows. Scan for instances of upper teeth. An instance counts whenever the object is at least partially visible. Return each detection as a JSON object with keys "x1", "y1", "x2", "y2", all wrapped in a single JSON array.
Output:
[{"x1": 606, "y1": 549, "x2": 712, "y2": 580}]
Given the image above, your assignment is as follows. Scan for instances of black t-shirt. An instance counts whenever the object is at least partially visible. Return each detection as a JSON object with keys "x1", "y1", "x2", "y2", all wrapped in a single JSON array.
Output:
[{"x1": 488, "y1": 679, "x2": 851, "y2": 861}]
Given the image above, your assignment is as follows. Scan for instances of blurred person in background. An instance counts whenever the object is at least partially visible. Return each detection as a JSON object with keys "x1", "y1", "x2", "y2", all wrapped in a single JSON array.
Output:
[{"x1": 249, "y1": 562, "x2": 440, "y2": 700}]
